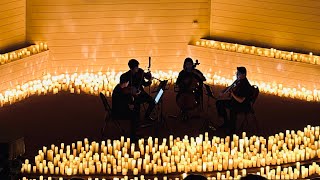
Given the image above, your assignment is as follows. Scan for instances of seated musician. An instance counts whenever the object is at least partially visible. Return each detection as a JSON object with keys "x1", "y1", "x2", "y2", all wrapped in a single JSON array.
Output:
[
  {"x1": 216, "y1": 67, "x2": 253, "y2": 134},
  {"x1": 176, "y1": 57, "x2": 206, "y2": 109},
  {"x1": 112, "y1": 74, "x2": 139, "y2": 141},
  {"x1": 122, "y1": 59, "x2": 155, "y2": 120},
  {"x1": 112, "y1": 74, "x2": 135, "y2": 119}
]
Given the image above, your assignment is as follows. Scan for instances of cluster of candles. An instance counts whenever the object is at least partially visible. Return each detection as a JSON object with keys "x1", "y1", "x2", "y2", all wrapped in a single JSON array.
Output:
[
  {"x1": 0, "y1": 42, "x2": 48, "y2": 65},
  {"x1": 0, "y1": 69, "x2": 319, "y2": 107},
  {"x1": 20, "y1": 125, "x2": 320, "y2": 179},
  {"x1": 195, "y1": 39, "x2": 320, "y2": 65}
]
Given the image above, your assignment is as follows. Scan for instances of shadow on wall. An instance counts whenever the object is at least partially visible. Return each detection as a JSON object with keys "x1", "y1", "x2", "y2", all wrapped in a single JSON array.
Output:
[{"x1": 0, "y1": 42, "x2": 35, "y2": 54}]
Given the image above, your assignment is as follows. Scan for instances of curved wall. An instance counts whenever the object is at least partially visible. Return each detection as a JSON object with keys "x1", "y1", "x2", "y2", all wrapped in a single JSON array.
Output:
[
  {"x1": 210, "y1": 0, "x2": 320, "y2": 54},
  {"x1": 189, "y1": 45, "x2": 320, "y2": 91},
  {"x1": 26, "y1": 0, "x2": 211, "y2": 74},
  {"x1": 0, "y1": 51, "x2": 48, "y2": 93}
]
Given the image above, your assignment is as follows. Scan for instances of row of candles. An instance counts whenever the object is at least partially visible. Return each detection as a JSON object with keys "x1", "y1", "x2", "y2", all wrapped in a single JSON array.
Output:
[
  {"x1": 195, "y1": 39, "x2": 320, "y2": 65},
  {"x1": 18, "y1": 160, "x2": 320, "y2": 179},
  {"x1": 0, "y1": 42, "x2": 48, "y2": 65},
  {"x1": 0, "y1": 69, "x2": 319, "y2": 107},
  {"x1": 21, "y1": 125, "x2": 320, "y2": 179},
  {"x1": 19, "y1": 162, "x2": 320, "y2": 179},
  {"x1": 19, "y1": 160, "x2": 320, "y2": 180}
]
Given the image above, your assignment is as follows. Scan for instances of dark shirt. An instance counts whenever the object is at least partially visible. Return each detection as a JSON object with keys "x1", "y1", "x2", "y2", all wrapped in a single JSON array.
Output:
[
  {"x1": 122, "y1": 68, "x2": 151, "y2": 92},
  {"x1": 232, "y1": 78, "x2": 253, "y2": 108},
  {"x1": 176, "y1": 69, "x2": 206, "y2": 92},
  {"x1": 112, "y1": 84, "x2": 133, "y2": 120}
]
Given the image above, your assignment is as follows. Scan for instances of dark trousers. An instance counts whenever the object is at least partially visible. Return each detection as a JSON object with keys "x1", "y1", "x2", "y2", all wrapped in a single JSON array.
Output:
[
  {"x1": 216, "y1": 99, "x2": 250, "y2": 134},
  {"x1": 129, "y1": 110, "x2": 139, "y2": 141},
  {"x1": 134, "y1": 91, "x2": 155, "y2": 119},
  {"x1": 113, "y1": 110, "x2": 139, "y2": 141}
]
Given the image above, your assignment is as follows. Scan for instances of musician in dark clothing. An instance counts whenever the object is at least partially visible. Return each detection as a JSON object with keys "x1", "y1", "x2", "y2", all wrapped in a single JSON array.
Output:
[
  {"x1": 112, "y1": 74, "x2": 134, "y2": 119},
  {"x1": 176, "y1": 57, "x2": 206, "y2": 109},
  {"x1": 112, "y1": 74, "x2": 138, "y2": 141},
  {"x1": 216, "y1": 67, "x2": 253, "y2": 134},
  {"x1": 121, "y1": 59, "x2": 155, "y2": 120}
]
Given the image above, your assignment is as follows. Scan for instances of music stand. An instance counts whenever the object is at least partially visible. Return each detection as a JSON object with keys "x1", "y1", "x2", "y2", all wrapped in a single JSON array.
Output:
[
  {"x1": 204, "y1": 84, "x2": 215, "y2": 98},
  {"x1": 141, "y1": 80, "x2": 171, "y2": 136},
  {"x1": 154, "y1": 89, "x2": 164, "y2": 105},
  {"x1": 152, "y1": 80, "x2": 169, "y2": 93},
  {"x1": 200, "y1": 84, "x2": 217, "y2": 132},
  {"x1": 204, "y1": 84, "x2": 217, "y2": 111}
]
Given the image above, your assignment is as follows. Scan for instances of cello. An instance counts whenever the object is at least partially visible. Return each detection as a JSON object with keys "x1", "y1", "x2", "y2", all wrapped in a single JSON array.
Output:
[{"x1": 176, "y1": 60, "x2": 203, "y2": 111}]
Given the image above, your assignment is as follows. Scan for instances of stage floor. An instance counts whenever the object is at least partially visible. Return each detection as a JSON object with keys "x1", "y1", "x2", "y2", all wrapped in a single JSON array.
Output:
[{"x1": 0, "y1": 85, "x2": 319, "y2": 158}]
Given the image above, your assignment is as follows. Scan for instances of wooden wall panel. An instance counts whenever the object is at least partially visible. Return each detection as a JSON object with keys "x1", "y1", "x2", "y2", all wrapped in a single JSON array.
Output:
[
  {"x1": 0, "y1": 0, "x2": 26, "y2": 51},
  {"x1": 27, "y1": 0, "x2": 210, "y2": 74},
  {"x1": 189, "y1": 45, "x2": 320, "y2": 90},
  {"x1": 0, "y1": 52, "x2": 49, "y2": 93},
  {"x1": 210, "y1": 0, "x2": 320, "y2": 54}
]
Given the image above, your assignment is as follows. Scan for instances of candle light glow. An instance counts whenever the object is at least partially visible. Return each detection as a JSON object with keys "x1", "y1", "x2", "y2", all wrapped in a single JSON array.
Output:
[
  {"x1": 0, "y1": 68, "x2": 319, "y2": 108},
  {"x1": 195, "y1": 39, "x2": 320, "y2": 65},
  {"x1": 20, "y1": 125, "x2": 320, "y2": 179},
  {"x1": 0, "y1": 42, "x2": 48, "y2": 65}
]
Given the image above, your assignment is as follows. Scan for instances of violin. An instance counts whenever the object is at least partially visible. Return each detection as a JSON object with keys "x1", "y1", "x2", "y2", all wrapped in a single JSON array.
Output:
[
  {"x1": 121, "y1": 86, "x2": 141, "y2": 97},
  {"x1": 218, "y1": 79, "x2": 241, "y2": 99},
  {"x1": 125, "y1": 68, "x2": 152, "y2": 98},
  {"x1": 136, "y1": 68, "x2": 152, "y2": 86},
  {"x1": 223, "y1": 79, "x2": 240, "y2": 94},
  {"x1": 143, "y1": 71, "x2": 152, "y2": 81}
]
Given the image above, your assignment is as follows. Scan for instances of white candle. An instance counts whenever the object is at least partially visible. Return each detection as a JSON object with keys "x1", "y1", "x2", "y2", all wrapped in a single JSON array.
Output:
[
  {"x1": 39, "y1": 43, "x2": 44, "y2": 51},
  {"x1": 133, "y1": 168, "x2": 138, "y2": 175},
  {"x1": 44, "y1": 43, "x2": 48, "y2": 50}
]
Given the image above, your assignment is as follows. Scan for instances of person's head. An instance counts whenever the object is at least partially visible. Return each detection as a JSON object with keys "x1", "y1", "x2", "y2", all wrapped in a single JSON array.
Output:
[
  {"x1": 240, "y1": 174, "x2": 267, "y2": 180},
  {"x1": 184, "y1": 174, "x2": 207, "y2": 180},
  {"x1": 128, "y1": 59, "x2": 139, "y2": 73},
  {"x1": 119, "y1": 74, "x2": 129, "y2": 87},
  {"x1": 236, "y1": 66, "x2": 247, "y2": 80},
  {"x1": 184, "y1": 57, "x2": 194, "y2": 71}
]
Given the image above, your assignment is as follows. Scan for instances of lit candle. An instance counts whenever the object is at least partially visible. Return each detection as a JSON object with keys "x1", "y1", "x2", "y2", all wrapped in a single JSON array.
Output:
[
  {"x1": 27, "y1": 164, "x2": 31, "y2": 173},
  {"x1": 39, "y1": 43, "x2": 44, "y2": 51},
  {"x1": 133, "y1": 168, "x2": 138, "y2": 175},
  {"x1": 32, "y1": 166, "x2": 36, "y2": 173},
  {"x1": 44, "y1": 43, "x2": 48, "y2": 50}
]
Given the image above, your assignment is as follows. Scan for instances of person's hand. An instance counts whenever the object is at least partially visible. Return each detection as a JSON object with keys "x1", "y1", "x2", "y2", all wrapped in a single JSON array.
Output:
[
  {"x1": 145, "y1": 72, "x2": 152, "y2": 80},
  {"x1": 192, "y1": 69, "x2": 199, "y2": 75},
  {"x1": 129, "y1": 104, "x2": 134, "y2": 110}
]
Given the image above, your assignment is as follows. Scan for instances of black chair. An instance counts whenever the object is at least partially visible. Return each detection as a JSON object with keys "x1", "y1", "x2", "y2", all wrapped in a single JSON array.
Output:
[
  {"x1": 236, "y1": 85, "x2": 259, "y2": 134},
  {"x1": 100, "y1": 92, "x2": 125, "y2": 139}
]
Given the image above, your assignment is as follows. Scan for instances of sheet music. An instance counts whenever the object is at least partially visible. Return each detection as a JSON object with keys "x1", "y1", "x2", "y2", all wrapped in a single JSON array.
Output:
[{"x1": 154, "y1": 89, "x2": 164, "y2": 104}]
